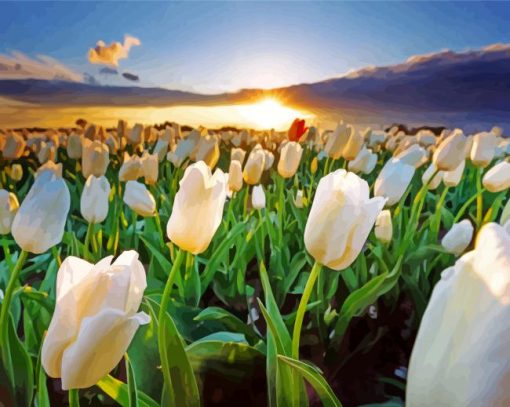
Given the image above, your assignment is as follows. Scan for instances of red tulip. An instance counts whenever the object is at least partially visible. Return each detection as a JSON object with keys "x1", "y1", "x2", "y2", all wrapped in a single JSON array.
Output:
[{"x1": 288, "y1": 118, "x2": 308, "y2": 142}]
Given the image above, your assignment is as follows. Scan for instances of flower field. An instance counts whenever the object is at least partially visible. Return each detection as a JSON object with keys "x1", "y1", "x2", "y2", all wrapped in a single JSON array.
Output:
[{"x1": 0, "y1": 119, "x2": 510, "y2": 406}]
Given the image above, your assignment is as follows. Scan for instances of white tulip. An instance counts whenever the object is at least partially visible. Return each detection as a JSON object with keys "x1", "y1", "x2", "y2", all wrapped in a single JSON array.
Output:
[
  {"x1": 422, "y1": 163, "x2": 443, "y2": 190},
  {"x1": 443, "y1": 159, "x2": 465, "y2": 187},
  {"x1": 166, "y1": 161, "x2": 227, "y2": 254},
  {"x1": 374, "y1": 158, "x2": 415, "y2": 206},
  {"x1": 11, "y1": 170, "x2": 70, "y2": 254},
  {"x1": 42, "y1": 251, "x2": 149, "y2": 390},
  {"x1": 407, "y1": 223, "x2": 510, "y2": 406},
  {"x1": 123, "y1": 181, "x2": 156, "y2": 217},
  {"x1": 0, "y1": 190, "x2": 19, "y2": 235},
  {"x1": 441, "y1": 219, "x2": 473, "y2": 256},
  {"x1": 375, "y1": 209, "x2": 393, "y2": 244},
  {"x1": 278, "y1": 141, "x2": 303, "y2": 178},
  {"x1": 304, "y1": 169, "x2": 385, "y2": 270},
  {"x1": 81, "y1": 176, "x2": 110, "y2": 224},
  {"x1": 482, "y1": 161, "x2": 510, "y2": 192},
  {"x1": 252, "y1": 185, "x2": 266, "y2": 210},
  {"x1": 228, "y1": 160, "x2": 243, "y2": 192}
]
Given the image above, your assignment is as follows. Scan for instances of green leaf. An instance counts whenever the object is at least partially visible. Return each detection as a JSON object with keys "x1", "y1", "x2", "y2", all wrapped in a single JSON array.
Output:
[
  {"x1": 186, "y1": 340, "x2": 265, "y2": 381},
  {"x1": 194, "y1": 307, "x2": 258, "y2": 344},
  {"x1": 36, "y1": 348, "x2": 50, "y2": 407},
  {"x1": 158, "y1": 306, "x2": 200, "y2": 406},
  {"x1": 0, "y1": 314, "x2": 34, "y2": 406},
  {"x1": 332, "y1": 268, "x2": 399, "y2": 343},
  {"x1": 96, "y1": 374, "x2": 159, "y2": 407},
  {"x1": 201, "y1": 221, "x2": 247, "y2": 293},
  {"x1": 125, "y1": 354, "x2": 139, "y2": 407},
  {"x1": 278, "y1": 355, "x2": 342, "y2": 407}
]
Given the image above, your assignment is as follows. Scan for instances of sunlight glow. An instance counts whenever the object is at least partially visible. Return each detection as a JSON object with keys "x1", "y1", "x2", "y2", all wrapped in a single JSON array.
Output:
[
  {"x1": 0, "y1": 97, "x2": 314, "y2": 131},
  {"x1": 234, "y1": 98, "x2": 313, "y2": 130}
]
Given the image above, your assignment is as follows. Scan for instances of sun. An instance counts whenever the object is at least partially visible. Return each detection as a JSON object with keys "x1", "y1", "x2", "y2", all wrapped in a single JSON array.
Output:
[{"x1": 234, "y1": 98, "x2": 313, "y2": 130}]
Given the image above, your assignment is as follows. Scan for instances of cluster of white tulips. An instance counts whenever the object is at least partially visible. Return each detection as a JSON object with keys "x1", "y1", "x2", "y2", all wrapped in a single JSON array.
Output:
[{"x1": 0, "y1": 118, "x2": 509, "y2": 406}]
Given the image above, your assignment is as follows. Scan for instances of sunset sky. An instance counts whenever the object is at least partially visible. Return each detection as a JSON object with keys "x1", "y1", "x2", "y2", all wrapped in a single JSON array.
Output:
[{"x1": 1, "y1": 1, "x2": 510, "y2": 94}]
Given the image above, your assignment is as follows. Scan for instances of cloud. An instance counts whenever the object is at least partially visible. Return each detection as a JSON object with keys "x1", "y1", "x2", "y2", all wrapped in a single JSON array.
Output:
[
  {"x1": 88, "y1": 35, "x2": 141, "y2": 67},
  {"x1": 99, "y1": 66, "x2": 119, "y2": 75},
  {"x1": 84, "y1": 73, "x2": 100, "y2": 85},
  {"x1": 122, "y1": 71, "x2": 139, "y2": 82},
  {"x1": 0, "y1": 51, "x2": 83, "y2": 82}
]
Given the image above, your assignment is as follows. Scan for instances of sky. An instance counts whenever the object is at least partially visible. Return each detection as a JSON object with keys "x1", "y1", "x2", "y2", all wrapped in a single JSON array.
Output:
[{"x1": 1, "y1": 1, "x2": 510, "y2": 94}]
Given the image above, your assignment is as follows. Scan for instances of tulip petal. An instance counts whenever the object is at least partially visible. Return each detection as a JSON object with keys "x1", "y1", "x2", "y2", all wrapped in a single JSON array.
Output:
[{"x1": 60, "y1": 309, "x2": 150, "y2": 390}]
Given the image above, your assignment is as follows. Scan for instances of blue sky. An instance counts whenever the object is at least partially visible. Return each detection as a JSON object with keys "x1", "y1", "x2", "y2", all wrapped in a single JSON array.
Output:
[{"x1": 1, "y1": 1, "x2": 510, "y2": 93}]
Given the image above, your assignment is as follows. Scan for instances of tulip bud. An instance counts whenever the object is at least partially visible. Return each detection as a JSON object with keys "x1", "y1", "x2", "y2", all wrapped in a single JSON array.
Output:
[
  {"x1": 3, "y1": 131, "x2": 25, "y2": 160},
  {"x1": 263, "y1": 150, "x2": 275, "y2": 171},
  {"x1": 140, "y1": 151, "x2": 159, "y2": 185},
  {"x1": 8, "y1": 164, "x2": 23, "y2": 182},
  {"x1": 375, "y1": 209, "x2": 392, "y2": 244},
  {"x1": 166, "y1": 161, "x2": 227, "y2": 254},
  {"x1": 252, "y1": 185, "x2": 266, "y2": 210},
  {"x1": 104, "y1": 134, "x2": 119, "y2": 154},
  {"x1": 482, "y1": 161, "x2": 510, "y2": 193},
  {"x1": 348, "y1": 147, "x2": 378, "y2": 174},
  {"x1": 416, "y1": 130, "x2": 436, "y2": 147},
  {"x1": 342, "y1": 131, "x2": 364, "y2": 161},
  {"x1": 42, "y1": 251, "x2": 149, "y2": 389},
  {"x1": 397, "y1": 144, "x2": 429, "y2": 168},
  {"x1": 367, "y1": 131, "x2": 387, "y2": 149},
  {"x1": 0, "y1": 190, "x2": 19, "y2": 235},
  {"x1": 374, "y1": 158, "x2": 415, "y2": 206},
  {"x1": 324, "y1": 122, "x2": 351, "y2": 159},
  {"x1": 11, "y1": 170, "x2": 70, "y2": 254},
  {"x1": 243, "y1": 146, "x2": 266, "y2": 185},
  {"x1": 443, "y1": 159, "x2": 465, "y2": 187},
  {"x1": 228, "y1": 160, "x2": 243, "y2": 192},
  {"x1": 231, "y1": 148, "x2": 247, "y2": 165},
  {"x1": 38, "y1": 141, "x2": 56, "y2": 164},
  {"x1": 153, "y1": 137, "x2": 169, "y2": 163},
  {"x1": 82, "y1": 139, "x2": 109, "y2": 179},
  {"x1": 195, "y1": 135, "x2": 220, "y2": 168},
  {"x1": 422, "y1": 163, "x2": 444, "y2": 190},
  {"x1": 81, "y1": 175, "x2": 110, "y2": 224},
  {"x1": 441, "y1": 219, "x2": 473, "y2": 255},
  {"x1": 304, "y1": 169, "x2": 385, "y2": 270},
  {"x1": 407, "y1": 223, "x2": 510, "y2": 406},
  {"x1": 167, "y1": 135, "x2": 198, "y2": 167},
  {"x1": 470, "y1": 131, "x2": 498, "y2": 167},
  {"x1": 127, "y1": 123, "x2": 144, "y2": 145},
  {"x1": 67, "y1": 133, "x2": 83, "y2": 159},
  {"x1": 119, "y1": 152, "x2": 142, "y2": 182},
  {"x1": 123, "y1": 181, "x2": 156, "y2": 217},
  {"x1": 433, "y1": 131, "x2": 467, "y2": 171},
  {"x1": 310, "y1": 157, "x2": 318, "y2": 174},
  {"x1": 277, "y1": 141, "x2": 303, "y2": 178},
  {"x1": 294, "y1": 190, "x2": 304, "y2": 208}
]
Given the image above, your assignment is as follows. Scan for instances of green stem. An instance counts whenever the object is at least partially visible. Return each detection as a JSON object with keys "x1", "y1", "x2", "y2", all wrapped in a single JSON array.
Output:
[
  {"x1": 83, "y1": 222, "x2": 94, "y2": 261},
  {"x1": 476, "y1": 167, "x2": 484, "y2": 228},
  {"x1": 0, "y1": 250, "x2": 28, "y2": 346},
  {"x1": 292, "y1": 261, "x2": 322, "y2": 359},
  {"x1": 68, "y1": 389, "x2": 80, "y2": 407},
  {"x1": 131, "y1": 210, "x2": 138, "y2": 249},
  {"x1": 157, "y1": 248, "x2": 186, "y2": 401},
  {"x1": 1, "y1": 237, "x2": 13, "y2": 271},
  {"x1": 431, "y1": 187, "x2": 449, "y2": 240},
  {"x1": 454, "y1": 187, "x2": 486, "y2": 223}
]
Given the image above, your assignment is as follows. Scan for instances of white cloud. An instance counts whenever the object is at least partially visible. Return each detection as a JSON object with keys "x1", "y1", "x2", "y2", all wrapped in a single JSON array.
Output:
[{"x1": 88, "y1": 35, "x2": 141, "y2": 66}]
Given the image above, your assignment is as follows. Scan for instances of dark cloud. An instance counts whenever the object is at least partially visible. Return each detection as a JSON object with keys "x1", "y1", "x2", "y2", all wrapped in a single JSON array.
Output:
[
  {"x1": 122, "y1": 72, "x2": 139, "y2": 82},
  {"x1": 99, "y1": 67, "x2": 118, "y2": 75},
  {"x1": 84, "y1": 73, "x2": 100, "y2": 85}
]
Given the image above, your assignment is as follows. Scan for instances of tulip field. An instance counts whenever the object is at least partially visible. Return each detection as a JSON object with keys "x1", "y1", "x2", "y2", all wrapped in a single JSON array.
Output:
[{"x1": 0, "y1": 119, "x2": 509, "y2": 406}]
